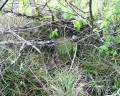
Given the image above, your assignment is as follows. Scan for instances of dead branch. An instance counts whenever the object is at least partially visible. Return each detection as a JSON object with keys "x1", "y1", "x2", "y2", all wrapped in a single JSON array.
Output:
[
  {"x1": 0, "y1": 33, "x2": 104, "y2": 48},
  {"x1": 89, "y1": 0, "x2": 93, "y2": 32},
  {"x1": 0, "y1": 0, "x2": 9, "y2": 11},
  {"x1": 7, "y1": 24, "x2": 41, "y2": 53}
]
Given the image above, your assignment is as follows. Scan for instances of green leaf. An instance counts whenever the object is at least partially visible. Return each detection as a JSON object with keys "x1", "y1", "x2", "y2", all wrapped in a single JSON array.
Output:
[
  {"x1": 111, "y1": 50, "x2": 118, "y2": 57},
  {"x1": 49, "y1": 29, "x2": 59, "y2": 39},
  {"x1": 100, "y1": 21, "x2": 108, "y2": 28},
  {"x1": 99, "y1": 44, "x2": 110, "y2": 56},
  {"x1": 72, "y1": 45, "x2": 77, "y2": 52},
  {"x1": 93, "y1": 14, "x2": 97, "y2": 20},
  {"x1": 53, "y1": 29, "x2": 58, "y2": 37},
  {"x1": 19, "y1": 0, "x2": 32, "y2": 15},
  {"x1": 105, "y1": 51, "x2": 110, "y2": 55},
  {"x1": 73, "y1": 20, "x2": 83, "y2": 30},
  {"x1": 105, "y1": 36, "x2": 112, "y2": 42},
  {"x1": 99, "y1": 45, "x2": 109, "y2": 52},
  {"x1": 54, "y1": 31, "x2": 58, "y2": 37},
  {"x1": 117, "y1": 27, "x2": 120, "y2": 31},
  {"x1": 49, "y1": 33, "x2": 52, "y2": 38},
  {"x1": 8, "y1": 49, "x2": 12, "y2": 55},
  {"x1": 52, "y1": 32, "x2": 54, "y2": 37},
  {"x1": 62, "y1": 13, "x2": 69, "y2": 19}
]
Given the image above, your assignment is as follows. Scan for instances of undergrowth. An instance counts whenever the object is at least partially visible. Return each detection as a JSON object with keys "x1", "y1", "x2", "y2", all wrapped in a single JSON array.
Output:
[
  {"x1": 0, "y1": 43, "x2": 120, "y2": 96},
  {"x1": 0, "y1": 0, "x2": 120, "y2": 96}
]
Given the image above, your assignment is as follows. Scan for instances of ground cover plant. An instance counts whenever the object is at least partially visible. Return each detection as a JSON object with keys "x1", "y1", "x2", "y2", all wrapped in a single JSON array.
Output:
[{"x1": 0, "y1": 0, "x2": 120, "y2": 96}]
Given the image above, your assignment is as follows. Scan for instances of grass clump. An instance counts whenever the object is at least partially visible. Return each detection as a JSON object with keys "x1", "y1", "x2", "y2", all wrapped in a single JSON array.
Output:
[
  {"x1": 44, "y1": 66, "x2": 88, "y2": 96},
  {"x1": 1, "y1": 0, "x2": 120, "y2": 96}
]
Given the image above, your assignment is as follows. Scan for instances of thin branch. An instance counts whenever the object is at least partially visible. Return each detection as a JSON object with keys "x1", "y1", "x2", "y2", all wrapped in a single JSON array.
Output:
[
  {"x1": 3, "y1": 10, "x2": 40, "y2": 20},
  {"x1": 7, "y1": 24, "x2": 41, "y2": 53},
  {"x1": 0, "y1": 0, "x2": 9, "y2": 11},
  {"x1": 69, "y1": 43, "x2": 77, "y2": 71},
  {"x1": 0, "y1": 33, "x2": 104, "y2": 48},
  {"x1": 0, "y1": 40, "x2": 55, "y2": 47},
  {"x1": 89, "y1": 0, "x2": 93, "y2": 32},
  {"x1": 69, "y1": 2, "x2": 89, "y2": 13}
]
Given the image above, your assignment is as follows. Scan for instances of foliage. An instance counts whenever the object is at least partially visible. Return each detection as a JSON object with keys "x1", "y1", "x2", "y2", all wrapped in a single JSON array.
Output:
[
  {"x1": 0, "y1": 0, "x2": 120, "y2": 96},
  {"x1": 19, "y1": 0, "x2": 32, "y2": 15},
  {"x1": 73, "y1": 20, "x2": 83, "y2": 30},
  {"x1": 49, "y1": 29, "x2": 59, "y2": 39}
]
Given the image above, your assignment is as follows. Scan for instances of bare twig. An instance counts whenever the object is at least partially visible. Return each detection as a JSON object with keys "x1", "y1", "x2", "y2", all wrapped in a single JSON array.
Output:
[
  {"x1": 77, "y1": 34, "x2": 104, "y2": 43},
  {"x1": 0, "y1": 33, "x2": 104, "y2": 48},
  {"x1": 69, "y1": 2, "x2": 89, "y2": 13},
  {"x1": 0, "y1": 40, "x2": 55, "y2": 48},
  {"x1": 7, "y1": 24, "x2": 41, "y2": 53},
  {"x1": 69, "y1": 43, "x2": 77, "y2": 71},
  {"x1": 1, "y1": 53, "x2": 21, "y2": 76},
  {"x1": 89, "y1": 0, "x2": 93, "y2": 32},
  {"x1": 3, "y1": 10, "x2": 40, "y2": 20},
  {"x1": 0, "y1": 42, "x2": 26, "y2": 76},
  {"x1": 0, "y1": 0, "x2": 9, "y2": 11}
]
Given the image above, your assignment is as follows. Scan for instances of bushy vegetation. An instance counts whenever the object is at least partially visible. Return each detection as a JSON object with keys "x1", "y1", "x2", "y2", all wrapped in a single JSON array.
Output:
[{"x1": 0, "y1": 0, "x2": 120, "y2": 96}]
